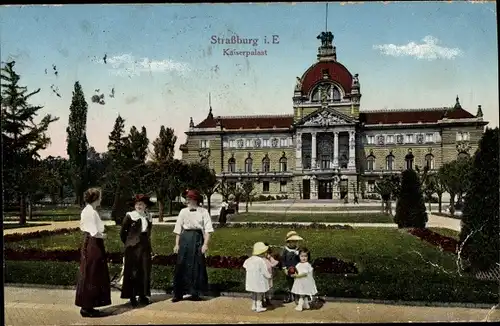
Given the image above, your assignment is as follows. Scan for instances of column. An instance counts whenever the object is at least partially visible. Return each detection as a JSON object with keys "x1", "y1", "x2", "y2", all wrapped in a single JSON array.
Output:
[
  {"x1": 311, "y1": 132, "x2": 317, "y2": 170},
  {"x1": 295, "y1": 133, "x2": 302, "y2": 170},
  {"x1": 333, "y1": 131, "x2": 339, "y2": 168},
  {"x1": 348, "y1": 130, "x2": 356, "y2": 169},
  {"x1": 311, "y1": 178, "x2": 318, "y2": 199}
]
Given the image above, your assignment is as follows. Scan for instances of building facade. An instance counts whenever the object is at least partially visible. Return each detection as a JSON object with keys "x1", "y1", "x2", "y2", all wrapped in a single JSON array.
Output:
[{"x1": 180, "y1": 31, "x2": 488, "y2": 200}]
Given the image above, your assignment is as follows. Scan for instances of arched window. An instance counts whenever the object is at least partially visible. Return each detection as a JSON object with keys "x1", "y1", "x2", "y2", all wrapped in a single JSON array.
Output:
[
  {"x1": 332, "y1": 87, "x2": 341, "y2": 101},
  {"x1": 457, "y1": 152, "x2": 470, "y2": 160},
  {"x1": 405, "y1": 153, "x2": 414, "y2": 170},
  {"x1": 311, "y1": 86, "x2": 322, "y2": 102},
  {"x1": 245, "y1": 157, "x2": 253, "y2": 173},
  {"x1": 200, "y1": 158, "x2": 209, "y2": 167},
  {"x1": 262, "y1": 156, "x2": 270, "y2": 172},
  {"x1": 425, "y1": 154, "x2": 434, "y2": 170},
  {"x1": 366, "y1": 155, "x2": 376, "y2": 171},
  {"x1": 385, "y1": 154, "x2": 394, "y2": 171},
  {"x1": 227, "y1": 157, "x2": 236, "y2": 173},
  {"x1": 279, "y1": 156, "x2": 288, "y2": 172}
]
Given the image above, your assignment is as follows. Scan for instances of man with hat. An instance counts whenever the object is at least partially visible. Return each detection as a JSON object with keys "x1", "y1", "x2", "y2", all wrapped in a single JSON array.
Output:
[
  {"x1": 280, "y1": 231, "x2": 304, "y2": 303},
  {"x1": 120, "y1": 194, "x2": 155, "y2": 307},
  {"x1": 172, "y1": 189, "x2": 214, "y2": 302}
]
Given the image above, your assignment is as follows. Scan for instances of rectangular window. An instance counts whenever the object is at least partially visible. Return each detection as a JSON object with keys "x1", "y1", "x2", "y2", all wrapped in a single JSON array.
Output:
[
  {"x1": 367, "y1": 181, "x2": 375, "y2": 193},
  {"x1": 367, "y1": 136, "x2": 375, "y2": 144},
  {"x1": 200, "y1": 140, "x2": 209, "y2": 148},
  {"x1": 280, "y1": 181, "x2": 287, "y2": 193},
  {"x1": 425, "y1": 133, "x2": 434, "y2": 143},
  {"x1": 229, "y1": 140, "x2": 235, "y2": 148},
  {"x1": 462, "y1": 132, "x2": 470, "y2": 141},
  {"x1": 245, "y1": 139, "x2": 252, "y2": 147},
  {"x1": 405, "y1": 134, "x2": 414, "y2": 143},
  {"x1": 386, "y1": 135, "x2": 394, "y2": 144},
  {"x1": 262, "y1": 139, "x2": 270, "y2": 147},
  {"x1": 262, "y1": 181, "x2": 270, "y2": 193},
  {"x1": 280, "y1": 138, "x2": 287, "y2": 147}
]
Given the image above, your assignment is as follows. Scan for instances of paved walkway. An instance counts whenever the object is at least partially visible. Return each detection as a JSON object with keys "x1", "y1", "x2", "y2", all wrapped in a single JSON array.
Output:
[
  {"x1": 3, "y1": 220, "x2": 114, "y2": 236},
  {"x1": 4, "y1": 286, "x2": 499, "y2": 324}
]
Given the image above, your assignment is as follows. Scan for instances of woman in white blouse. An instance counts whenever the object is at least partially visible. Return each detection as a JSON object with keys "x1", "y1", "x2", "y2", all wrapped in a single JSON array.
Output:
[
  {"x1": 171, "y1": 189, "x2": 214, "y2": 302},
  {"x1": 75, "y1": 188, "x2": 111, "y2": 318}
]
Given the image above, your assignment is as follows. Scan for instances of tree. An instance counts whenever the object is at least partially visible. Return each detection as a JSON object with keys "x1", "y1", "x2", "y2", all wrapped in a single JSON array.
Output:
[
  {"x1": 240, "y1": 180, "x2": 255, "y2": 213},
  {"x1": 185, "y1": 163, "x2": 217, "y2": 215},
  {"x1": 460, "y1": 128, "x2": 499, "y2": 272},
  {"x1": 394, "y1": 169, "x2": 428, "y2": 228},
  {"x1": 126, "y1": 126, "x2": 150, "y2": 193},
  {"x1": 439, "y1": 158, "x2": 473, "y2": 215},
  {"x1": 374, "y1": 175, "x2": 400, "y2": 215},
  {"x1": 1, "y1": 61, "x2": 59, "y2": 224},
  {"x1": 217, "y1": 180, "x2": 233, "y2": 201},
  {"x1": 107, "y1": 115, "x2": 132, "y2": 224},
  {"x1": 150, "y1": 126, "x2": 178, "y2": 221},
  {"x1": 66, "y1": 81, "x2": 89, "y2": 206}
]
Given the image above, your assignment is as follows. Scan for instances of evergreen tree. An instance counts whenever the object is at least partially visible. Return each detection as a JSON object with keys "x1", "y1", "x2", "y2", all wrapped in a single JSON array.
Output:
[
  {"x1": 66, "y1": 81, "x2": 89, "y2": 206},
  {"x1": 1, "y1": 61, "x2": 59, "y2": 224},
  {"x1": 107, "y1": 115, "x2": 131, "y2": 224},
  {"x1": 150, "y1": 126, "x2": 178, "y2": 221},
  {"x1": 460, "y1": 128, "x2": 499, "y2": 271},
  {"x1": 126, "y1": 125, "x2": 150, "y2": 194},
  {"x1": 394, "y1": 169, "x2": 428, "y2": 228}
]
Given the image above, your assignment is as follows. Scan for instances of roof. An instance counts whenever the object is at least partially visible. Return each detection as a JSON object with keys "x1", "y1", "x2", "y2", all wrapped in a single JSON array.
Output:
[
  {"x1": 195, "y1": 115, "x2": 294, "y2": 130},
  {"x1": 300, "y1": 61, "x2": 353, "y2": 96},
  {"x1": 359, "y1": 107, "x2": 476, "y2": 125}
]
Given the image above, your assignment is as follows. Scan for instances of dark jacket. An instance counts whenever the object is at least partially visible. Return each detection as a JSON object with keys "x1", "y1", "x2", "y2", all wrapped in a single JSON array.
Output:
[
  {"x1": 120, "y1": 212, "x2": 152, "y2": 248},
  {"x1": 280, "y1": 247, "x2": 300, "y2": 269}
]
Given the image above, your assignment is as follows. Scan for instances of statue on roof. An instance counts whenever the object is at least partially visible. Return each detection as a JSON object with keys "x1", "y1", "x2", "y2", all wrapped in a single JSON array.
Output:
[
  {"x1": 295, "y1": 76, "x2": 302, "y2": 91},
  {"x1": 317, "y1": 31, "x2": 334, "y2": 47},
  {"x1": 352, "y1": 73, "x2": 359, "y2": 86},
  {"x1": 453, "y1": 96, "x2": 462, "y2": 110}
]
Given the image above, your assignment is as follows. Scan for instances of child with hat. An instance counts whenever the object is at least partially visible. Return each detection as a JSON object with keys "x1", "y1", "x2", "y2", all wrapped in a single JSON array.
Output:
[
  {"x1": 280, "y1": 231, "x2": 303, "y2": 303},
  {"x1": 262, "y1": 243, "x2": 279, "y2": 307},
  {"x1": 243, "y1": 242, "x2": 272, "y2": 312}
]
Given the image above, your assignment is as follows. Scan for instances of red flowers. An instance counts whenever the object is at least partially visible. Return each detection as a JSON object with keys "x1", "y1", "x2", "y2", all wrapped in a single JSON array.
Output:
[
  {"x1": 408, "y1": 228, "x2": 460, "y2": 254},
  {"x1": 4, "y1": 248, "x2": 358, "y2": 274},
  {"x1": 4, "y1": 228, "x2": 80, "y2": 242}
]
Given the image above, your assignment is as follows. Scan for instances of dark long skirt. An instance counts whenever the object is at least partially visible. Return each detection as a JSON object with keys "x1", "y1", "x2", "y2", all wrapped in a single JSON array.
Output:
[
  {"x1": 173, "y1": 230, "x2": 208, "y2": 298},
  {"x1": 121, "y1": 233, "x2": 152, "y2": 299},
  {"x1": 218, "y1": 207, "x2": 227, "y2": 225},
  {"x1": 75, "y1": 232, "x2": 112, "y2": 309}
]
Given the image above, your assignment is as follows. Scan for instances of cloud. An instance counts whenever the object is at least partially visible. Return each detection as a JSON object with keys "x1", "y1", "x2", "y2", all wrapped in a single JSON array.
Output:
[
  {"x1": 102, "y1": 54, "x2": 190, "y2": 76},
  {"x1": 373, "y1": 36, "x2": 463, "y2": 60}
]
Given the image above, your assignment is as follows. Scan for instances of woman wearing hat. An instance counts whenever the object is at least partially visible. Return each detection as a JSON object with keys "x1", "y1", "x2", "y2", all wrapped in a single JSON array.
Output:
[
  {"x1": 280, "y1": 231, "x2": 304, "y2": 303},
  {"x1": 119, "y1": 194, "x2": 154, "y2": 307},
  {"x1": 75, "y1": 188, "x2": 111, "y2": 318},
  {"x1": 172, "y1": 189, "x2": 214, "y2": 302}
]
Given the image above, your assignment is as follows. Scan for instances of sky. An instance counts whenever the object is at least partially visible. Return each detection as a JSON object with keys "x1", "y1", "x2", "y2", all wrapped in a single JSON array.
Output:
[{"x1": 1, "y1": 2, "x2": 498, "y2": 159}]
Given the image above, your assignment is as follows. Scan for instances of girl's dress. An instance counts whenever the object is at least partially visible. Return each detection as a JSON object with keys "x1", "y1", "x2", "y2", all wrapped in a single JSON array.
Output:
[
  {"x1": 243, "y1": 256, "x2": 271, "y2": 293},
  {"x1": 263, "y1": 255, "x2": 279, "y2": 288},
  {"x1": 291, "y1": 262, "x2": 318, "y2": 296}
]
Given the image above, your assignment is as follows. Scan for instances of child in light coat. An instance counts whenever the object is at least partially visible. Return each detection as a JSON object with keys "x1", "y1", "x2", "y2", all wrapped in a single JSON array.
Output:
[
  {"x1": 243, "y1": 242, "x2": 272, "y2": 312},
  {"x1": 262, "y1": 243, "x2": 279, "y2": 307}
]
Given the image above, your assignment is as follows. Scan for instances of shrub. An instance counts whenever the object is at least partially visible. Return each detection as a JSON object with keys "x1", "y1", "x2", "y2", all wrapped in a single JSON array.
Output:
[
  {"x1": 394, "y1": 170, "x2": 428, "y2": 228},
  {"x1": 460, "y1": 128, "x2": 500, "y2": 271},
  {"x1": 408, "y1": 228, "x2": 459, "y2": 254}
]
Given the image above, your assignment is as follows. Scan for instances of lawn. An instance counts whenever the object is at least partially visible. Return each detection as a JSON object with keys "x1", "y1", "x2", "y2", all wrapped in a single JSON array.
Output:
[
  {"x1": 227, "y1": 212, "x2": 394, "y2": 223},
  {"x1": 4, "y1": 225, "x2": 497, "y2": 303},
  {"x1": 3, "y1": 223, "x2": 50, "y2": 230}
]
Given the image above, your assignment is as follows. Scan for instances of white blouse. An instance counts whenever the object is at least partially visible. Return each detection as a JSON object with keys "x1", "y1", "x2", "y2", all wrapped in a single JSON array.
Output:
[
  {"x1": 80, "y1": 204, "x2": 105, "y2": 238},
  {"x1": 173, "y1": 206, "x2": 214, "y2": 235},
  {"x1": 127, "y1": 210, "x2": 152, "y2": 232}
]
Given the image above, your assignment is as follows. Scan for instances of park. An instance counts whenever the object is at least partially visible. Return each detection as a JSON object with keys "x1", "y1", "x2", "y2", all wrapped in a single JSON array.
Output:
[{"x1": 2, "y1": 3, "x2": 500, "y2": 324}]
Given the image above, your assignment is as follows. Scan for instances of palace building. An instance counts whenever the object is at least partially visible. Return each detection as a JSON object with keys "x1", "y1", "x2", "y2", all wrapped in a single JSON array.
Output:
[{"x1": 180, "y1": 31, "x2": 488, "y2": 200}]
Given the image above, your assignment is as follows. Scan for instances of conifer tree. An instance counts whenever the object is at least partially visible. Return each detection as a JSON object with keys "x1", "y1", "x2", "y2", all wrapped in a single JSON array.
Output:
[{"x1": 394, "y1": 169, "x2": 428, "y2": 228}]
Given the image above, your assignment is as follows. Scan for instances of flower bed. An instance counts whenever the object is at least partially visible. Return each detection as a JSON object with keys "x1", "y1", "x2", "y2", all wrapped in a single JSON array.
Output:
[
  {"x1": 4, "y1": 248, "x2": 358, "y2": 274},
  {"x1": 408, "y1": 228, "x2": 460, "y2": 254},
  {"x1": 4, "y1": 228, "x2": 80, "y2": 242}
]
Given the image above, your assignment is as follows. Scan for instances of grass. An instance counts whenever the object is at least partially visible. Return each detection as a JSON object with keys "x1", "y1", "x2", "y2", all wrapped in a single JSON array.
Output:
[
  {"x1": 248, "y1": 205, "x2": 382, "y2": 212},
  {"x1": 429, "y1": 227, "x2": 460, "y2": 241},
  {"x1": 3, "y1": 223, "x2": 50, "y2": 230},
  {"x1": 227, "y1": 212, "x2": 394, "y2": 223},
  {"x1": 4, "y1": 225, "x2": 498, "y2": 303}
]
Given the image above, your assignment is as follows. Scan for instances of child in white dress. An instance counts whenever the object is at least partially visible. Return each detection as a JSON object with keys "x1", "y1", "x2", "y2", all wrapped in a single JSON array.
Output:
[
  {"x1": 291, "y1": 247, "x2": 318, "y2": 311},
  {"x1": 243, "y1": 242, "x2": 272, "y2": 312},
  {"x1": 262, "y1": 243, "x2": 279, "y2": 307}
]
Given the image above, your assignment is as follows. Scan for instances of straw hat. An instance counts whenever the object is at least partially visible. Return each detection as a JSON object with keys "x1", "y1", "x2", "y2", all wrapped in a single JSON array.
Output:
[
  {"x1": 286, "y1": 231, "x2": 303, "y2": 242},
  {"x1": 252, "y1": 242, "x2": 269, "y2": 256}
]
